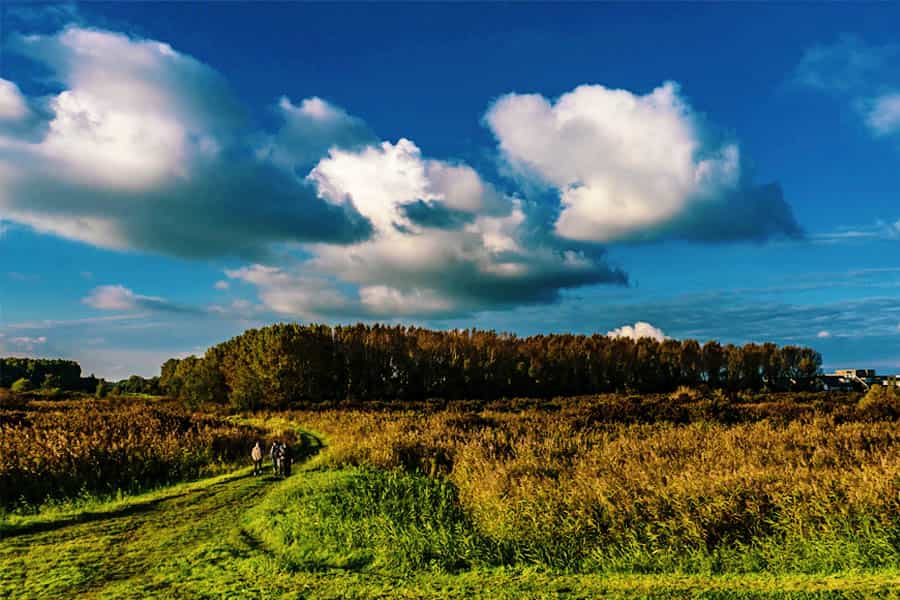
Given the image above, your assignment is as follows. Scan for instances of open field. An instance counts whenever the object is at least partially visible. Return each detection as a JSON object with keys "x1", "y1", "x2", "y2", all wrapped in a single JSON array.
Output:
[
  {"x1": 285, "y1": 391, "x2": 900, "y2": 575},
  {"x1": 3, "y1": 464, "x2": 900, "y2": 599},
  {"x1": 3, "y1": 391, "x2": 900, "y2": 597}
]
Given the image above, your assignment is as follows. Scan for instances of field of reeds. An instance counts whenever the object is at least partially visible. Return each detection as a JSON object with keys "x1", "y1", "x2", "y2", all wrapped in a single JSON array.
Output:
[
  {"x1": 0, "y1": 393, "x2": 264, "y2": 510},
  {"x1": 280, "y1": 388, "x2": 900, "y2": 575},
  {"x1": 3, "y1": 387, "x2": 900, "y2": 596}
]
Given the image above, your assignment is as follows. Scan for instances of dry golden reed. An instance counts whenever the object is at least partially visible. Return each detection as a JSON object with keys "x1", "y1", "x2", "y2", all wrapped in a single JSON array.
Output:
[
  {"x1": 291, "y1": 396, "x2": 900, "y2": 571},
  {"x1": 0, "y1": 397, "x2": 261, "y2": 508}
]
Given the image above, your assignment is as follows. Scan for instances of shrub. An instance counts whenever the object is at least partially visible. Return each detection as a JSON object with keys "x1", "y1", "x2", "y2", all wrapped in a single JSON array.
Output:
[
  {"x1": 42, "y1": 374, "x2": 62, "y2": 390},
  {"x1": 857, "y1": 384, "x2": 900, "y2": 420},
  {"x1": 669, "y1": 385, "x2": 702, "y2": 402},
  {"x1": 10, "y1": 378, "x2": 32, "y2": 393}
]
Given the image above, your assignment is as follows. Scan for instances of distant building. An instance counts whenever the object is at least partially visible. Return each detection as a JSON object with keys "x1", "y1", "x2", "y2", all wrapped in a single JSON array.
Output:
[
  {"x1": 818, "y1": 374, "x2": 858, "y2": 392},
  {"x1": 879, "y1": 374, "x2": 900, "y2": 387},
  {"x1": 834, "y1": 369, "x2": 876, "y2": 379},
  {"x1": 822, "y1": 369, "x2": 900, "y2": 391}
]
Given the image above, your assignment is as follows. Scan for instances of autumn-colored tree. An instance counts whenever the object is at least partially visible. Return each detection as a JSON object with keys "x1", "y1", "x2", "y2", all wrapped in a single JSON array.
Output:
[{"x1": 151, "y1": 323, "x2": 823, "y2": 407}]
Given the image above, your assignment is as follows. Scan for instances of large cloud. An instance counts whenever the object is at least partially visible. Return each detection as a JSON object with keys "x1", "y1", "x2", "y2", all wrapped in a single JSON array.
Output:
[
  {"x1": 0, "y1": 26, "x2": 371, "y2": 259},
  {"x1": 225, "y1": 138, "x2": 626, "y2": 318},
  {"x1": 485, "y1": 82, "x2": 802, "y2": 243},
  {"x1": 2, "y1": 21, "x2": 807, "y2": 321}
]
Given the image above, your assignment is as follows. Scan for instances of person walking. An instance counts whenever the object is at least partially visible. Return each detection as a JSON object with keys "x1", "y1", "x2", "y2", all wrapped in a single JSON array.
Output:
[
  {"x1": 270, "y1": 440, "x2": 281, "y2": 476},
  {"x1": 281, "y1": 442, "x2": 293, "y2": 477},
  {"x1": 251, "y1": 441, "x2": 263, "y2": 476}
]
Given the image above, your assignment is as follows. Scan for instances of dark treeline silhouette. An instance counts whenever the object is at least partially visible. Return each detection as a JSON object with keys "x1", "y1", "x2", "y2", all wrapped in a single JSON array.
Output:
[
  {"x1": 0, "y1": 357, "x2": 98, "y2": 392},
  {"x1": 157, "y1": 324, "x2": 823, "y2": 409}
]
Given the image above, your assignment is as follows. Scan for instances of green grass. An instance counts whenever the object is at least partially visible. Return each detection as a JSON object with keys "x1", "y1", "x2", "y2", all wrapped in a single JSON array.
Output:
[
  {"x1": 3, "y1": 460, "x2": 900, "y2": 599},
  {"x1": 0, "y1": 468, "x2": 251, "y2": 538},
  {"x1": 244, "y1": 467, "x2": 488, "y2": 573}
]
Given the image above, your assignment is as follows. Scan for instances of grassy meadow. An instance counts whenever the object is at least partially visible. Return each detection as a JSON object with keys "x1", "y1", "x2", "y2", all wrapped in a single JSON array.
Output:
[
  {"x1": 3, "y1": 388, "x2": 900, "y2": 597},
  {"x1": 285, "y1": 389, "x2": 900, "y2": 575}
]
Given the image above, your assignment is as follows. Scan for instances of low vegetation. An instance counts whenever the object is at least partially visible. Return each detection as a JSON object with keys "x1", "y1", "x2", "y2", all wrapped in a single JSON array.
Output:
[
  {"x1": 0, "y1": 395, "x2": 263, "y2": 510},
  {"x1": 4, "y1": 386, "x2": 900, "y2": 596},
  {"x1": 290, "y1": 391, "x2": 900, "y2": 574}
]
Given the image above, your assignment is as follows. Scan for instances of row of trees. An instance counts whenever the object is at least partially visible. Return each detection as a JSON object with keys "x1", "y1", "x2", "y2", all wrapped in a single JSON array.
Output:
[
  {"x1": 0, "y1": 358, "x2": 165, "y2": 397},
  {"x1": 0, "y1": 357, "x2": 98, "y2": 392},
  {"x1": 102, "y1": 375, "x2": 163, "y2": 397},
  {"x1": 158, "y1": 324, "x2": 823, "y2": 409}
]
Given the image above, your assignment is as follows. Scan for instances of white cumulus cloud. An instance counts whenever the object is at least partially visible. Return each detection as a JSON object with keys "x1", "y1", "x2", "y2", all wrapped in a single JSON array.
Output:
[
  {"x1": 224, "y1": 265, "x2": 356, "y2": 319},
  {"x1": 607, "y1": 321, "x2": 668, "y2": 342},
  {"x1": 0, "y1": 25, "x2": 370, "y2": 259},
  {"x1": 485, "y1": 82, "x2": 800, "y2": 243},
  {"x1": 1, "y1": 19, "x2": 806, "y2": 321},
  {"x1": 83, "y1": 285, "x2": 154, "y2": 311},
  {"x1": 225, "y1": 138, "x2": 625, "y2": 318},
  {"x1": 303, "y1": 138, "x2": 625, "y2": 315}
]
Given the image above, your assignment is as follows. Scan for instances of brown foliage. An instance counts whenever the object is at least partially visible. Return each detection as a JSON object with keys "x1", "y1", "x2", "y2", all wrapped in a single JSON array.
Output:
[
  {"x1": 0, "y1": 397, "x2": 263, "y2": 508},
  {"x1": 291, "y1": 393, "x2": 900, "y2": 569}
]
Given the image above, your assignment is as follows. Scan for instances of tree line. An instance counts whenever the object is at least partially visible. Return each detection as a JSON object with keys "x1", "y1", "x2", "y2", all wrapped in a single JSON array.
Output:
[
  {"x1": 0, "y1": 358, "x2": 165, "y2": 397},
  {"x1": 157, "y1": 323, "x2": 823, "y2": 409},
  {"x1": 0, "y1": 357, "x2": 98, "y2": 392}
]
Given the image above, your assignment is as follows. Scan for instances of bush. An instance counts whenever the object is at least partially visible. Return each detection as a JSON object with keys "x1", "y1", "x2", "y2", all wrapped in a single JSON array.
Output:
[
  {"x1": 857, "y1": 384, "x2": 900, "y2": 420},
  {"x1": 10, "y1": 378, "x2": 32, "y2": 393},
  {"x1": 669, "y1": 385, "x2": 702, "y2": 402},
  {"x1": 42, "y1": 374, "x2": 62, "y2": 390}
]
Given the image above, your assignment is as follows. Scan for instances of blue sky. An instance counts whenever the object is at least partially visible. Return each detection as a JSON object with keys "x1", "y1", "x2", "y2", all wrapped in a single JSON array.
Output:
[{"x1": 1, "y1": 2, "x2": 899, "y2": 379}]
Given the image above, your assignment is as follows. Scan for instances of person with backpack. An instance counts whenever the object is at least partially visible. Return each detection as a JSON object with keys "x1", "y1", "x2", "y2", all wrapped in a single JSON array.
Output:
[
  {"x1": 281, "y1": 442, "x2": 293, "y2": 477},
  {"x1": 270, "y1": 440, "x2": 281, "y2": 476},
  {"x1": 251, "y1": 441, "x2": 263, "y2": 476}
]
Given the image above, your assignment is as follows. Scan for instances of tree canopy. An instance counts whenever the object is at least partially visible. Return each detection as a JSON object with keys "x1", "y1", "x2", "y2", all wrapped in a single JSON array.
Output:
[
  {"x1": 157, "y1": 323, "x2": 823, "y2": 409},
  {"x1": 0, "y1": 358, "x2": 89, "y2": 391}
]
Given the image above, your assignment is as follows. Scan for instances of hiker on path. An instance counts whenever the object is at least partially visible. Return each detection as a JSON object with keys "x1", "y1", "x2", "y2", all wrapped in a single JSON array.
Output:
[
  {"x1": 281, "y1": 442, "x2": 293, "y2": 477},
  {"x1": 251, "y1": 441, "x2": 263, "y2": 476},
  {"x1": 270, "y1": 440, "x2": 281, "y2": 476}
]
